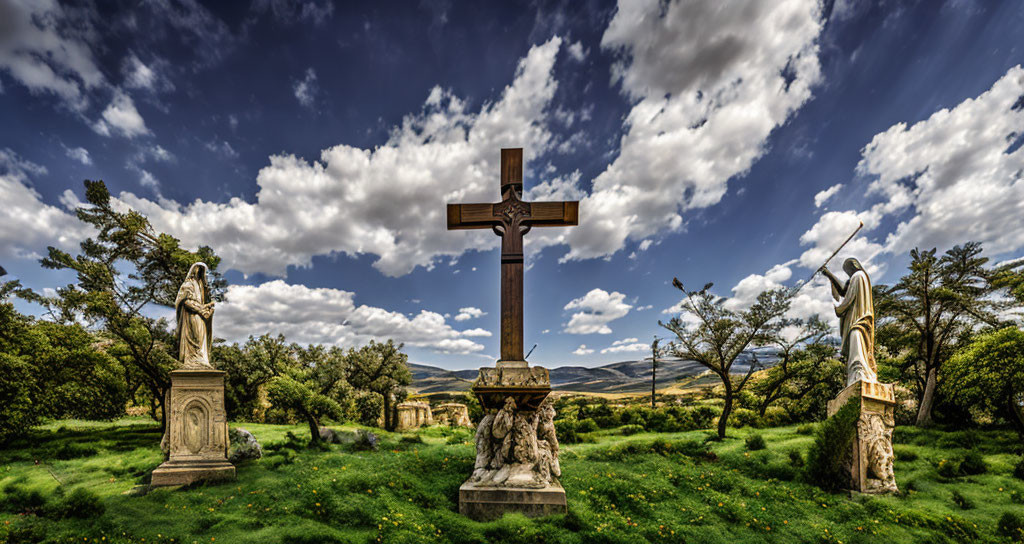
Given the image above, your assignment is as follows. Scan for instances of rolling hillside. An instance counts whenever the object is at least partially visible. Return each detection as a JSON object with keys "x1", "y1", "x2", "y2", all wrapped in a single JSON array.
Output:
[{"x1": 409, "y1": 351, "x2": 769, "y2": 395}]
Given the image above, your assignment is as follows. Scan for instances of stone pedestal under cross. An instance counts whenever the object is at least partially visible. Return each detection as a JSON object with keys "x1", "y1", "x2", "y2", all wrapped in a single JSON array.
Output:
[{"x1": 447, "y1": 148, "x2": 578, "y2": 520}]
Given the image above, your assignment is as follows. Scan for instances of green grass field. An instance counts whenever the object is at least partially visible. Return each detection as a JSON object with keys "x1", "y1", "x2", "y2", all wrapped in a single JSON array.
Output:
[{"x1": 2, "y1": 419, "x2": 1022, "y2": 543}]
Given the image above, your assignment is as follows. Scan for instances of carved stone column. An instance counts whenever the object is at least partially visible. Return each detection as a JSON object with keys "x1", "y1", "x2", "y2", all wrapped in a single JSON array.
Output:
[
  {"x1": 458, "y1": 362, "x2": 567, "y2": 521},
  {"x1": 826, "y1": 380, "x2": 898, "y2": 494},
  {"x1": 151, "y1": 369, "x2": 235, "y2": 486}
]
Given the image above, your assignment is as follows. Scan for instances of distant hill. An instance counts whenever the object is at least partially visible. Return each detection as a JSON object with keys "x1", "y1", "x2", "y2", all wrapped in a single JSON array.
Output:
[{"x1": 408, "y1": 350, "x2": 771, "y2": 396}]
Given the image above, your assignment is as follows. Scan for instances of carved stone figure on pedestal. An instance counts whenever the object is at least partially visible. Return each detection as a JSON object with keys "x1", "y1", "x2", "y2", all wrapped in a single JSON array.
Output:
[
  {"x1": 822, "y1": 258, "x2": 898, "y2": 494},
  {"x1": 151, "y1": 262, "x2": 235, "y2": 487},
  {"x1": 448, "y1": 148, "x2": 576, "y2": 520}
]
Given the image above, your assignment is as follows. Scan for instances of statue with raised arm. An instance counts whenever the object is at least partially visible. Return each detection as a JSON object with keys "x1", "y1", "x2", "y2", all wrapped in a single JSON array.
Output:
[
  {"x1": 820, "y1": 258, "x2": 877, "y2": 386},
  {"x1": 175, "y1": 262, "x2": 215, "y2": 369}
]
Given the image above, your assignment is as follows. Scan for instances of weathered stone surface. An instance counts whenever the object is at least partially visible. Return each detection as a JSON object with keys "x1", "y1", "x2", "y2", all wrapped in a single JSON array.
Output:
[
  {"x1": 459, "y1": 481, "x2": 567, "y2": 521},
  {"x1": 150, "y1": 460, "x2": 236, "y2": 487},
  {"x1": 152, "y1": 369, "x2": 235, "y2": 487},
  {"x1": 434, "y1": 403, "x2": 472, "y2": 427},
  {"x1": 469, "y1": 396, "x2": 560, "y2": 489},
  {"x1": 228, "y1": 428, "x2": 262, "y2": 463},
  {"x1": 827, "y1": 380, "x2": 898, "y2": 494},
  {"x1": 395, "y1": 401, "x2": 433, "y2": 431}
]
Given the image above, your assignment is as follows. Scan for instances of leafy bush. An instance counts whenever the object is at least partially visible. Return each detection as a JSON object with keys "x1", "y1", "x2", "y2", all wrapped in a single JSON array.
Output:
[
  {"x1": 689, "y1": 405, "x2": 718, "y2": 429},
  {"x1": 998, "y1": 511, "x2": 1024, "y2": 541},
  {"x1": 554, "y1": 419, "x2": 579, "y2": 444},
  {"x1": 951, "y1": 490, "x2": 975, "y2": 510},
  {"x1": 619, "y1": 424, "x2": 644, "y2": 436},
  {"x1": 960, "y1": 451, "x2": 987, "y2": 475},
  {"x1": 788, "y1": 449, "x2": 804, "y2": 467},
  {"x1": 804, "y1": 398, "x2": 859, "y2": 491},
  {"x1": 745, "y1": 434, "x2": 766, "y2": 451},
  {"x1": 894, "y1": 445, "x2": 918, "y2": 462},
  {"x1": 2, "y1": 483, "x2": 47, "y2": 514},
  {"x1": 354, "y1": 391, "x2": 383, "y2": 427},
  {"x1": 47, "y1": 487, "x2": 104, "y2": 519},
  {"x1": 937, "y1": 458, "x2": 961, "y2": 478},
  {"x1": 577, "y1": 418, "x2": 599, "y2": 433},
  {"x1": 730, "y1": 408, "x2": 762, "y2": 429}
]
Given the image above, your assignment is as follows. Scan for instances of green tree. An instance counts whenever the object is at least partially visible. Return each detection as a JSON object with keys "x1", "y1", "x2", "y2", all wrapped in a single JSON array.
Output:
[
  {"x1": 875, "y1": 243, "x2": 1001, "y2": 427},
  {"x1": 266, "y1": 344, "x2": 353, "y2": 444},
  {"x1": 0, "y1": 275, "x2": 127, "y2": 443},
  {"x1": 215, "y1": 334, "x2": 292, "y2": 421},
  {"x1": 0, "y1": 278, "x2": 42, "y2": 444},
  {"x1": 38, "y1": 180, "x2": 225, "y2": 429},
  {"x1": 346, "y1": 339, "x2": 412, "y2": 431},
  {"x1": 941, "y1": 327, "x2": 1024, "y2": 436},
  {"x1": 660, "y1": 279, "x2": 792, "y2": 439},
  {"x1": 649, "y1": 337, "x2": 662, "y2": 409},
  {"x1": 750, "y1": 316, "x2": 835, "y2": 417}
]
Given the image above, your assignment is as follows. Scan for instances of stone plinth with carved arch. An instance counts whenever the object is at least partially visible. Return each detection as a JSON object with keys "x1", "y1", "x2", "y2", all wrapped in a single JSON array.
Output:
[{"x1": 151, "y1": 369, "x2": 235, "y2": 486}]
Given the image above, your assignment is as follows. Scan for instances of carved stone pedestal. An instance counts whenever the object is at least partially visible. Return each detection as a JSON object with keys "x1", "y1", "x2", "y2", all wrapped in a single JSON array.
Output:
[
  {"x1": 459, "y1": 482, "x2": 567, "y2": 521},
  {"x1": 459, "y1": 361, "x2": 567, "y2": 520},
  {"x1": 151, "y1": 370, "x2": 235, "y2": 487},
  {"x1": 826, "y1": 380, "x2": 898, "y2": 494}
]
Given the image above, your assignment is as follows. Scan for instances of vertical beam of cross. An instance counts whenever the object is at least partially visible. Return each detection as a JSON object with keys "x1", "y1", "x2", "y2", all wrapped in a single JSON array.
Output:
[{"x1": 447, "y1": 148, "x2": 579, "y2": 364}]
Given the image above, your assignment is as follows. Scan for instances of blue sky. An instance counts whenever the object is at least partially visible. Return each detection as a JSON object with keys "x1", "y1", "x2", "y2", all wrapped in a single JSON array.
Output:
[{"x1": 1, "y1": 0, "x2": 1023, "y2": 370}]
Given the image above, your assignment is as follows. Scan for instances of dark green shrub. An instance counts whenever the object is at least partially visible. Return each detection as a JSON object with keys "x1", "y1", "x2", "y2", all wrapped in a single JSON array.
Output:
[
  {"x1": 576, "y1": 418, "x2": 599, "y2": 433},
  {"x1": 3, "y1": 517, "x2": 49, "y2": 544},
  {"x1": 689, "y1": 406, "x2": 718, "y2": 429},
  {"x1": 960, "y1": 451, "x2": 987, "y2": 475},
  {"x1": 1013, "y1": 457, "x2": 1024, "y2": 480},
  {"x1": 998, "y1": 511, "x2": 1024, "y2": 541},
  {"x1": 48, "y1": 487, "x2": 104, "y2": 519},
  {"x1": 804, "y1": 398, "x2": 859, "y2": 492},
  {"x1": 788, "y1": 449, "x2": 805, "y2": 467},
  {"x1": 354, "y1": 392, "x2": 383, "y2": 428},
  {"x1": 619, "y1": 424, "x2": 643, "y2": 436},
  {"x1": 951, "y1": 490, "x2": 975, "y2": 510},
  {"x1": 894, "y1": 446, "x2": 918, "y2": 462},
  {"x1": 745, "y1": 434, "x2": 766, "y2": 450},
  {"x1": 2, "y1": 483, "x2": 47, "y2": 514},
  {"x1": 554, "y1": 419, "x2": 579, "y2": 444},
  {"x1": 796, "y1": 424, "x2": 814, "y2": 435},
  {"x1": 731, "y1": 408, "x2": 762, "y2": 428},
  {"x1": 937, "y1": 458, "x2": 961, "y2": 478},
  {"x1": 400, "y1": 434, "x2": 424, "y2": 444}
]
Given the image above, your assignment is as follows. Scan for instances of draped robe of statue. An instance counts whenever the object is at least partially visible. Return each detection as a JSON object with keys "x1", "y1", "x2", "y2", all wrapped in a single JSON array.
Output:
[
  {"x1": 831, "y1": 261, "x2": 877, "y2": 385},
  {"x1": 175, "y1": 262, "x2": 213, "y2": 369}
]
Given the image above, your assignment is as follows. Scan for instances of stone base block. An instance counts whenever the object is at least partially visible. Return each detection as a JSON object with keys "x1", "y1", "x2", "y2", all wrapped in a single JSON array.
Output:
[
  {"x1": 827, "y1": 380, "x2": 898, "y2": 494},
  {"x1": 151, "y1": 460, "x2": 236, "y2": 487},
  {"x1": 459, "y1": 481, "x2": 567, "y2": 521}
]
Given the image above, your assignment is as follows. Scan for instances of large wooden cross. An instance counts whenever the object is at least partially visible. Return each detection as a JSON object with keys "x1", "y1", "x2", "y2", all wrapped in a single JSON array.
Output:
[{"x1": 447, "y1": 148, "x2": 579, "y2": 363}]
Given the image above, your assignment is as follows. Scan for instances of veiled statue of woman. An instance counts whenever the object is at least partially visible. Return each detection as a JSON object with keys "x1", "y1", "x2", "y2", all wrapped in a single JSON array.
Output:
[
  {"x1": 821, "y1": 258, "x2": 877, "y2": 385},
  {"x1": 176, "y1": 262, "x2": 214, "y2": 369}
]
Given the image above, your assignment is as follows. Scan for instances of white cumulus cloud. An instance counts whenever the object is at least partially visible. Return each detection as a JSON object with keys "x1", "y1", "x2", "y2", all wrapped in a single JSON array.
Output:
[
  {"x1": 454, "y1": 307, "x2": 485, "y2": 321},
  {"x1": 813, "y1": 183, "x2": 843, "y2": 207},
  {"x1": 563, "y1": 288, "x2": 632, "y2": 335},
  {"x1": 217, "y1": 280, "x2": 485, "y2": 354},
  {"x1": 104, "y1": 37, "x2": 564, "y2": 278},
  {"x1": 572, "y1": 344, "x2": 594, "y2": 356},
  {"x1": 557, "y1": 0, "x2": 825, "y2": 262},
  {"x1": 93, "y1": 90, "x2": 150, "y2": 138}
]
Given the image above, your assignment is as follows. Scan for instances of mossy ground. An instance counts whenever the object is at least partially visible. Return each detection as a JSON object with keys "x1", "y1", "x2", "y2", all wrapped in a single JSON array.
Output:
[{"x1": 1, "y1": 419, "x2": 1022, "y2": 543}]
